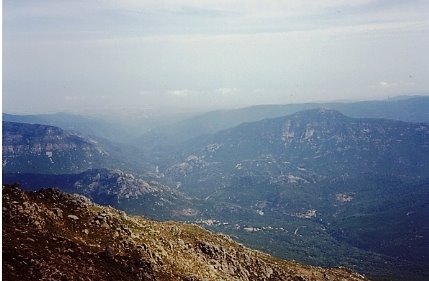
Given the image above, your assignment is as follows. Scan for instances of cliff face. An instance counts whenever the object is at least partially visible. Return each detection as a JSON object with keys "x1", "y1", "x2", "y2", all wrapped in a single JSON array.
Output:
[{"x1": 2, "y1": 185, "x2": 368, "y2": 281}]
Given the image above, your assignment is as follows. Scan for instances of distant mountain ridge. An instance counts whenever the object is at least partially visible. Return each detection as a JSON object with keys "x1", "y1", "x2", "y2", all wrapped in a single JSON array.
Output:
[
  {"x1": 137, "y1": 96, "x2": 429, "y2": 149},
  {"x1": 2, "y1": 121, "x2": 111, "y2": 174},
  {"x1": 4, "y1": 96, "x2": 429, "y2": 149},
  {"x1": 2, "y1": 109, "x2": 200, "y2": 144},
  {"x1": 2, "y1": 112, "x2": 136, "y2": 143},
  {"x1": 164, "y1": 108, "x2": 429, "y2": 192}
]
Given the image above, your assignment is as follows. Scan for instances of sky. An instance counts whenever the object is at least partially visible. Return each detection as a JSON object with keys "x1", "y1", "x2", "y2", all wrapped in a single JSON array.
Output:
[{"x1": 3, "y1": 0, "x2": 429, "y2": 114}]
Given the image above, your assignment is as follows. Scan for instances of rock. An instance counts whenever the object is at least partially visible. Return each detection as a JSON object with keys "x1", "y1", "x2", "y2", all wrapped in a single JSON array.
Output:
[
  {"x1": 196, "y1": 241, "x2": 221, "y2": 258},
  {"x1": 103, "y1": 246, "x2": 115, "y2": 259},
  {"x1": 3, "y1": 185, "x2": 369, "y2": 281},
  {"x1": 67, "y1": 215, "x2": 79, "y2": 220},
  {"x1": 53, "y1": 208, "x2": 63, "y2": 218},
  {"x1": 100, "y1": 222, "x2": 110, "y2": 229}
]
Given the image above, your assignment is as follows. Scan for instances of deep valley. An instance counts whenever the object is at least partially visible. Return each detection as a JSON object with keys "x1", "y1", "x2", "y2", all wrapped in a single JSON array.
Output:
[{"x1": 3, "y1": 96, "x2": 429, "y2": 281}]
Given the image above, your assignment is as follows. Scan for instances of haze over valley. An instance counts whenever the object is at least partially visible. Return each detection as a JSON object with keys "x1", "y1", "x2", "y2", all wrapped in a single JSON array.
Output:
[
  {"x1": 3, "y1": 96, "x2": 429, "y2": 280},
  {"x1": 3, "y1": 1, "x2": 429, "y2": 281}
]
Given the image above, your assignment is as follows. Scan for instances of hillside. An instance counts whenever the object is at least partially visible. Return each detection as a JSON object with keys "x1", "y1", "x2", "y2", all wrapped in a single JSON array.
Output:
[
  {"x1": 164, "y1": 108, "x2": 429, "y2": 193},
  {"x1": 1, "y1": 121, "x2": 151, "y2": 174},
  {"x1": 2, "y1": 185, "x2": 368, "y2": 281},
  {"x1": 2, "y1": 121, "x2": 114, "y2": 174},
  {"x1": 3, "y1": 168, "x2": 193, "y2": 220},
  {"x1": 154, "y1": 109, "x2": 429, "y2": 280}
]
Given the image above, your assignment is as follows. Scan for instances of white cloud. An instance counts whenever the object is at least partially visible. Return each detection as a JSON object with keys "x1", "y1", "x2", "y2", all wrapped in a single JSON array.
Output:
[
  {"x1": 216, "y1": 87, "x2": 240, "y2": 96},
  {"x1": 4, "y1": 0, "x2": 429, "y2": 113},
  {"x1": 64, "y1": 95, "x2": 82, "y2": 101},
  {"x1": 379, "y1": 81, "x2": 395, "y2": 88},
  {"x1": 253, "y1": 88, "x2": 265, "y2": 93},
  {"x1": 168, "y1": 88, "x2": 240, "y2": 98},
  {"x1": 378, "y1": 81, "x2": 416, "y2": 89},
  {"x1": 5, "y1": 0, "x2": 428, "y2": 40},
  {"x1": 168, "y1": 89, "x2": 193, "y2": 97},
  {"x1": 106, "y1": 0, "x2": 377, "y2": 16}
]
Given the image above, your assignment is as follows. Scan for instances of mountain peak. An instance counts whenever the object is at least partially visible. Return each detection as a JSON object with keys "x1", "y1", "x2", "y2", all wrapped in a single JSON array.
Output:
[
  {"x1": 289, "y1": 108, "x2": 347, "y2": 120},
  {"x1": 2, "y1": 121, "x2": 110, "y2": 174}
]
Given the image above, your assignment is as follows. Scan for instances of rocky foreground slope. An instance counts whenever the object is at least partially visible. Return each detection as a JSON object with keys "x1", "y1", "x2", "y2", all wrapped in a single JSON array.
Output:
[{"x1": 2, "y1": 185, "x2": 368, "y2": 281}]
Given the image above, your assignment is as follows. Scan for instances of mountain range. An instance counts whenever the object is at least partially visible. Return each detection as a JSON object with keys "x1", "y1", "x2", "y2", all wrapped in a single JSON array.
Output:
[
  {"x1": 152, "y1": 108, "x2": 429, "y2": 280},
  {"x1": 3, "y1": 96, "x2": 429, "y2": 281},
  {"x1": 136, "y1": 96, "x2": 429, "y2": 150},
  {"x1": 5, "y1": 96, "x2": 429, "y2": 148}
]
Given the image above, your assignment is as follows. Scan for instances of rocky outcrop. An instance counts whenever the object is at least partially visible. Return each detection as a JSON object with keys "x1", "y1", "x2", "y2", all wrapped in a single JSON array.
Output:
[
  {"x1": 3, "y1": 168, "x2": 194, "y2": 220},
  {"x1": 2, "y1": 185, "x2": 368, "y2": 281}
]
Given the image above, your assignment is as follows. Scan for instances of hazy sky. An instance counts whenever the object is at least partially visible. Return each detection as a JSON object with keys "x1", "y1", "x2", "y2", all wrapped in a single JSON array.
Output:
[{"x1": 3, "y1": 0, "x2": 429, "y2": 114}]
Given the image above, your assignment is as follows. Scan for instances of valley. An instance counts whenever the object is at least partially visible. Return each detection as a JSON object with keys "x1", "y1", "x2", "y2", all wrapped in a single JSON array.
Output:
[
  {"x1": 4, "y1": 1, "x2": 429, "y2": 279},
  {"x1": 3, "y1": 96, "x2": 429, "y2": 281}
]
